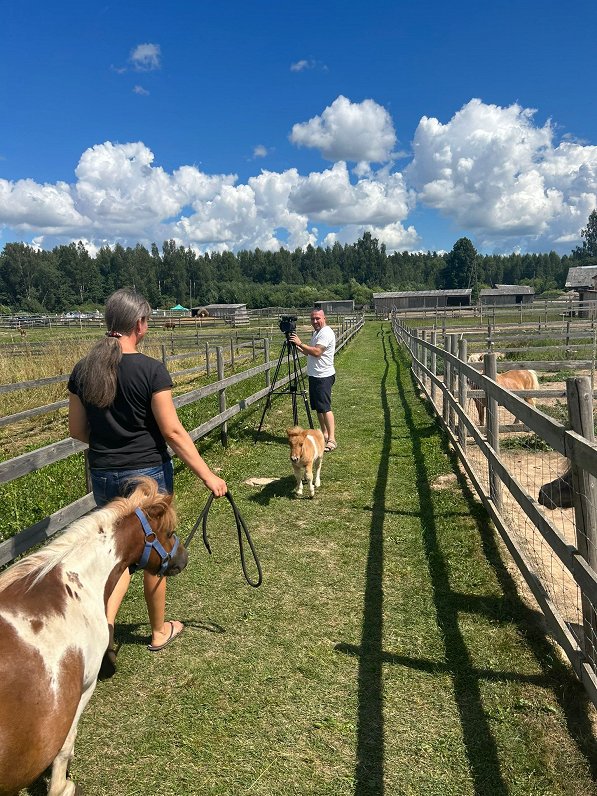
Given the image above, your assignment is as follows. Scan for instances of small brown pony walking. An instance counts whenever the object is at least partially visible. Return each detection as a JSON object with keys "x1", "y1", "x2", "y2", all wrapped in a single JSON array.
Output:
[{"x1": 0, "y1": 477, "x2": 188, "y2": 796}]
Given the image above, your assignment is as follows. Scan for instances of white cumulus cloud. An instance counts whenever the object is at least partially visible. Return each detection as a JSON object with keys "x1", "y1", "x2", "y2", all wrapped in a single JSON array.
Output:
[
  {"x1": 130, "y1": 43, "x2": 161, "y2": 71},
  {"x1": 290, "y1": 95, "x2": 397, "y2": 163},
  {"x1": 406, "y1": 98, "x2": 597, "y2": 250}
]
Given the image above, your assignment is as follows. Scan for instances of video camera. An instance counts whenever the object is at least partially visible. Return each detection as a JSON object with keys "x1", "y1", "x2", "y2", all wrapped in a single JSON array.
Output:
[{"x1": 279, "y1": 315, "x2": 297, "y2": 335}]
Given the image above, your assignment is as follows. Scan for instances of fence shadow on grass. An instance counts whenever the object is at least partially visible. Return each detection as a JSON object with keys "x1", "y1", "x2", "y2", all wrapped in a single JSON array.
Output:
[{"x1": 392, "y1": 331, "x2": 510, "y2": 796}]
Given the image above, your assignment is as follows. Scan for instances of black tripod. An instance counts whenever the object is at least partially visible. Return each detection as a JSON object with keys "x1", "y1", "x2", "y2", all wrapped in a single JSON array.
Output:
[{"x1": 255, "y1": 333, "x2": 313, "y2": 438}]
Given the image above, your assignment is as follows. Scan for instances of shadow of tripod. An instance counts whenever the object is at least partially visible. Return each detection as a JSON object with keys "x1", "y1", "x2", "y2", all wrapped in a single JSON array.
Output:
[{"x1": 255, "y1": 333, "x2": 313, "y2": 440}]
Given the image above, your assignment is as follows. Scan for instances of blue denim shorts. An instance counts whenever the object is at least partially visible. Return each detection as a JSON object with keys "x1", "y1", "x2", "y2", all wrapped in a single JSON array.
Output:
[{"x1": 91, "y1": 461, "x2": 174, "y2": 508}]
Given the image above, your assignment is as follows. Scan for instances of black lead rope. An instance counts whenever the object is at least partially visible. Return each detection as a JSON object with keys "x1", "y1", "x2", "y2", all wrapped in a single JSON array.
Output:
[{"x1": 184, "y1": 491, "x2": 263, "y2": 588}]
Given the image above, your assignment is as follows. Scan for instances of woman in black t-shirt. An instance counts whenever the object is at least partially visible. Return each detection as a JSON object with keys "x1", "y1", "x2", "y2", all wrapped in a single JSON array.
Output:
[{"x1": 68, "y1": 288, "x2": 227, "y2": 671}]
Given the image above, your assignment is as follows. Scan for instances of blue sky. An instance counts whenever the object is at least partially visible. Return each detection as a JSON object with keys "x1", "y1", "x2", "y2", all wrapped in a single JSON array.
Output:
[{"x1": 1, "y1": 0, "x2": 596, "y2": 257}]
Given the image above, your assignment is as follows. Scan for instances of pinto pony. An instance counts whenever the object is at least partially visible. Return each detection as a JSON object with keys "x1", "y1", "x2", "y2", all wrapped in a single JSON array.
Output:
[
  {"x1": 0, "y1": 478, "x2": 187, "y2": 796},
  {"x1": 286, "y1": 426, "x2": 325, "y2": 498},
  {"x1": 472, "y1": 369, "x2": 540, "y2": 426}
]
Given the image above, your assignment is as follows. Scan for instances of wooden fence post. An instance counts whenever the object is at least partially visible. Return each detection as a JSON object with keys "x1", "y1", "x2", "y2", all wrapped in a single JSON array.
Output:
[
  {"x1": 217, "y1": 346, "x2": 228, "y2": 448},
  {"x1": 448, "y1": 334, "x2": 458, "y2": 433},
  {"x1": 421, "y1": 330, "x2": 428, "y2": 390},
  {"x1": 413, "y1": 330, "x2": 419, "y2": 381},
  {"x1": 230, "y1": 338, "x2": 235, "y2": 368},
  {"x1": 161, "y1": 344, "x2": 167, "y2": 367},
  {"x1": 205, "y1": 342, "x2": 210, "y2": 376},
  {"x1": 567, "y1": 377, "x2": 597, "y2": 660},
  {"x1": 430, "y1": 330, "x2": 437, "y2": 406},
  {"x1": 84, "y1": 451, "x2": 92, "y2": 495},
  {"x1": 485, "y1": 352, "x2": 502, "y2": 512},
  {"x1": 566, "y1": 320, "x2": 571, "y2": 358},
  {"x1": 264, "y1": 339, "x2": 271, "y2": 388},
  {"x1": 442, "y1": 334, "x2": 450, "y2": 427},
  {"x1": 458, "y1": 337, "x2": 468, "y2": 452},
  {"x1": 252, "y1": 336, "x2": 256, "y2": 360}
]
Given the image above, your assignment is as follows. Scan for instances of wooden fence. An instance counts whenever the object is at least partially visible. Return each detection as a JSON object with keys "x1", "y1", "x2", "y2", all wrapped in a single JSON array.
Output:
[
  {"x1": 0, "y1": 317, "x2": 364, "y2": 569},
  {"x1": 393, "y1": 315, "x2": 597, "y2": 708}
]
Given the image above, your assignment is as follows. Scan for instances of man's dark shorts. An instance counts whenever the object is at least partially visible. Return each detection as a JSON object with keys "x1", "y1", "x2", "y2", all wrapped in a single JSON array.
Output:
[{"x1": 308, "y1": 375, "x2": 335, "y2": 413}]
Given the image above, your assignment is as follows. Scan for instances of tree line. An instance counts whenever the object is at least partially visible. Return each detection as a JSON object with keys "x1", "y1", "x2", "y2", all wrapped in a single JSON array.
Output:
[{"x1": 1, "y1": 210, "x2": 596, "y2": 313}]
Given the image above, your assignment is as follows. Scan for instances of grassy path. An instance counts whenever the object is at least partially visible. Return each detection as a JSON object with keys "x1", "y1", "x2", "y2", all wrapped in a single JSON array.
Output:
[{"x1": 32, "y1": 322, "x2": 597, "y2": 795}]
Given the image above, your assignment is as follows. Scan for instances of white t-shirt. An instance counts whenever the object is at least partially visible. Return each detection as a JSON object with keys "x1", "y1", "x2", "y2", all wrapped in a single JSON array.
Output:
[{"x1": 307, "y1": 325, "x2": 336, "y2": 377}]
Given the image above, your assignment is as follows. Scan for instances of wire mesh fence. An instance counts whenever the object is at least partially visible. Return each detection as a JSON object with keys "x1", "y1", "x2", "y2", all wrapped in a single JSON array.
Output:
[{"x1": 394, "y1": 314, "x2": 597, "y2": 706}]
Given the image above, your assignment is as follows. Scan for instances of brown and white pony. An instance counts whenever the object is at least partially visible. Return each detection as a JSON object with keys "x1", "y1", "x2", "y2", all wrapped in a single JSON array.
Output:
[
  {"x1": 0, "y1": 477, "x2": 187, "y2": 796},
  {"x1": 472, "y1": 369, "x2": 540, "y2": 426},
  {"x1": 287, "y1": 426, "x2": 325, "y2": 497}
]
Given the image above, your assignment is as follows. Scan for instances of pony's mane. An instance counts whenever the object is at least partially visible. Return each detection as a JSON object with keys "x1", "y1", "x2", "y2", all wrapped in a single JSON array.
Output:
[{"x1": 0, "y1": 477, "x2": 177, "y2": 592}]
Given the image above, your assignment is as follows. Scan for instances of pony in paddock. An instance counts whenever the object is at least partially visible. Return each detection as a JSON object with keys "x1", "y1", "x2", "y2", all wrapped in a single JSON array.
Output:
[
  {"x1": 467, "y1": 352, "x2": 505, "y2": 363},
  {"x1": 287, "y1": 426, "x2": 325, "y2": 498},
  {"x1": 0, "y1": 477, "x2": 187, "y2": 796},
  {"x1": 538, "y1": 467, "x2": 574, "y2": 509},
  {"x1": 472, "y1": 369, "x2": 540, "y2": 426},
  {"x1": 163, "y1": 320, "x2": 177, "y2": 330}
]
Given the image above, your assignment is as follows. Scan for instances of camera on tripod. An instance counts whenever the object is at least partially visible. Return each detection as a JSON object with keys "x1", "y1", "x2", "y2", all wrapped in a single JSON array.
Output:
[{"x1": 279, "y1": 315, "x2": 297, "y2": 335}]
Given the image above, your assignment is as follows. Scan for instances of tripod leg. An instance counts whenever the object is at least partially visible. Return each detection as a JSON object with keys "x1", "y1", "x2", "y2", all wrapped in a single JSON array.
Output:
[
  {"x1": 291, "y1": 345, "x2": 314, "y2": 428},
  {"x1": 255, "y1": 342, "x2": 288, "y2": 439}
]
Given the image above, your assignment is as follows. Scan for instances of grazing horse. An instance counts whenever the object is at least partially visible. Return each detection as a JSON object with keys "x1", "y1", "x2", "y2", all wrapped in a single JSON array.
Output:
[
  {"x1": 472, "y1": 369, "x2": 540, "y2": 426},
  {"x1": 0, "y1": 477, "x2": 188, "y2": 796},
  {"x1": 538, "y1": 467, "x2": 574, "y2": 509},
  {"x1": 163, "y1": 320, "x2": 176, "y2": 330},
  {"x1": 287, "y1": 426, "x2": 325, "y2": 497}
]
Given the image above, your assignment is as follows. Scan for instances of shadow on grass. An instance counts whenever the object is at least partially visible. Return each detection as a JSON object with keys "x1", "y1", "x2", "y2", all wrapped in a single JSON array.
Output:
[
  {"x1": 342, "y1": 326, "x2": 393, "y2": 795},
  {"x1": 113, "y1": 618, "x2": 227, "y2": 649},
  {"x1": 247, "y1": 475, "x2": 296, "y2": 504},
  {"x1": 390, "y1": 330, "x2": 510, "y2": 795}
]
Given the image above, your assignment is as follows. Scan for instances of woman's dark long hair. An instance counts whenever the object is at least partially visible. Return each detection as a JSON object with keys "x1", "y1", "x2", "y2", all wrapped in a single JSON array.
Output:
[{"x1": 77, "y1": 289, "x2": 151, "y2": 408}]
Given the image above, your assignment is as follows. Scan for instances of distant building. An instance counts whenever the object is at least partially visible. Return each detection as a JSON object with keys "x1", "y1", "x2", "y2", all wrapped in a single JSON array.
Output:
[
  {"x1": 191, "y1": 303, "x2": 249, "y2": 326},
  {"x1": 313, "y1": 299, "x2": 355, "y2": 315},
  {"x1": 479, "y1": 285, "x2": 535, "y2": 306},
  {"x1": 564, "y1": 266, "x2": 597, "y2": 317},
  {"x1": 372, "y1": 289, "x2": 472, "y2": 315}
]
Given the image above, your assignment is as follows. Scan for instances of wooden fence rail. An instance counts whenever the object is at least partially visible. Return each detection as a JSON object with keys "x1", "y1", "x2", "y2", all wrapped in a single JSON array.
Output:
[
  {"x1": 0, "y1": 339, "x2": 268, "y2": 429},
  {"x1": 393, "y1": 315, "x2": 597, "y2": 708},
  {"x1": 0, "y1": 318, "x2": 364, "y2": 569}
]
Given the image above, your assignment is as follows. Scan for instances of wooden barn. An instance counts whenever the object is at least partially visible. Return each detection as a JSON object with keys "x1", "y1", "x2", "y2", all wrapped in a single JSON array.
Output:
[
  {"x1": 373, "y1": 289, "x2": 472, "y2": 315},
  {"x1": 313, "y1": 299, "x2": 355, "y2": 315},
  {"x1": 479, "y1": 285, "x2": 535, "y2": 306}
]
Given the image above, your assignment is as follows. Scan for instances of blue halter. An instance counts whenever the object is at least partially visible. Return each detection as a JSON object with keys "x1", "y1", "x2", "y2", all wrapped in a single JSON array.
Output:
[{"x1": 130, "y1": 508, "x2": 180, "y2": 577}]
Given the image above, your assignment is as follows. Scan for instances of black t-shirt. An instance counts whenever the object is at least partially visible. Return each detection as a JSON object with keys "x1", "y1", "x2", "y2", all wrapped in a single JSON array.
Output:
[{"x1": 68, "y1": 353, "x2": 173, "y2": 470}]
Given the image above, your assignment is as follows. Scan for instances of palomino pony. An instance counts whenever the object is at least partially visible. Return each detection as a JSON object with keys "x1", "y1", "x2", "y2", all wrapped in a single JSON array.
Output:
[
  {"x1": 287, "y1": 426, "x2": 325, "y2": 498},
  {"x1": 472, "y1": 369, "x2": 540, "y2": 426},
  {"x1": 0, "y1": 477, "x2": 188, "y2": 796}
]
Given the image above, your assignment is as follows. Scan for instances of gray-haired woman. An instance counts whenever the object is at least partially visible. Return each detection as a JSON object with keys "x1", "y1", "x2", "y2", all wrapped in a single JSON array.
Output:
[{"x1": 68, "y1": 288, "x2": 226, "y2": 673}]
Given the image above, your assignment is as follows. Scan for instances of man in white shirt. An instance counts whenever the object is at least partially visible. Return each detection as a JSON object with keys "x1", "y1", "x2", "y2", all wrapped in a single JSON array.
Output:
[{"x1": 289, "y1": 309, "x2": 337, "y2": 451}]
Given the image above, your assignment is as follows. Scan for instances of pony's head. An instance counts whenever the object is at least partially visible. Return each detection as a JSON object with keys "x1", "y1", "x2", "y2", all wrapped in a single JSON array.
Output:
[
  {"x1": 112, "y1": 477, "x2": 188, "y2": 576},
  {"x1": 287, "y1": 426, "x2": 306, "y2": 463}
]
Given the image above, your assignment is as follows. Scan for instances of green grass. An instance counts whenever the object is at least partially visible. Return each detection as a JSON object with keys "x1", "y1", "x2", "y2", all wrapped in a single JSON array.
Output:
[{"x1": 20, "y1": 323, "x2": 597, "y2": 795}]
